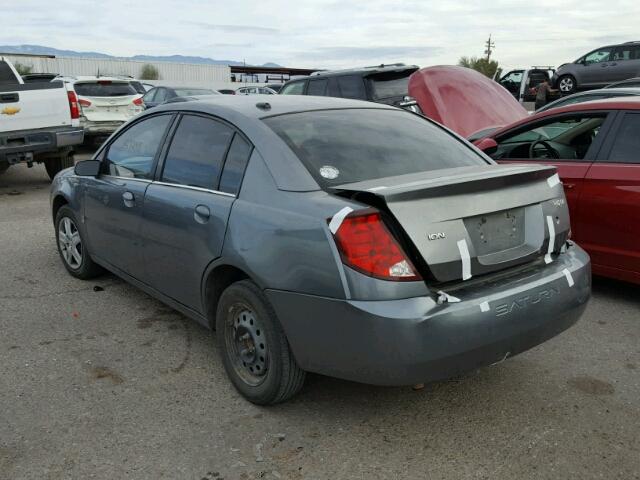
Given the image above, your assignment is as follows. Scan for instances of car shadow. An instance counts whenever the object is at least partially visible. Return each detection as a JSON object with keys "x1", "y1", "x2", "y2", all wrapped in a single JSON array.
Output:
[{"x1": 591, "y1": 275, "x2": 639, "y2": 305}]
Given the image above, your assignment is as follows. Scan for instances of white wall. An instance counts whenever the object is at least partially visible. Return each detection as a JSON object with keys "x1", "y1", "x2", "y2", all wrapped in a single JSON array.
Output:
[{"x1": 5, "y1": 54, "x2": 231, "y2": 87}]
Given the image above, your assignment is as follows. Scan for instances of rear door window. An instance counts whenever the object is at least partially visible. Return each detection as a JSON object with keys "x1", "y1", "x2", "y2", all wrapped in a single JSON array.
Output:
[
  {"x1": 105, "y1": 114, "x2": 173, "y2": 178},
  {"x1": 336, "y1": 75, "x2": 366, "y2": 100},
  {"x1": 219, "y1": 134, "x2": 253, "y2": 195},
  {"x1": 605, "y1": 113, "x2": 640, "y2": 163},
  {"x1": 74, "y1": 81, "x2": 137, "y2": 97},
  {"x1": 307, "y1": 79, "x2": 328, "y2": 96},
  {"x1": 142, "y1": 88, "x2": 157, "y2": 103},
  {"x1": 161, "y1": 115, "x2": 234, "y2": 189},
  {"x1": 263, "y1": 109, "x2": 485, "y2": 187}
]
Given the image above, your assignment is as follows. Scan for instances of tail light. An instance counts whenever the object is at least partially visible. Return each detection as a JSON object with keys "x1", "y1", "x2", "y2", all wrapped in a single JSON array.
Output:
[
  {"x1": 79, "y1": 99, "x2": 91, "y2": 107},
  {"x1": 132, "y1": 97, "x2": 143, "y2": 106},
  {"x1": 330, "y1": 210, "x2": 421, "y2": 281},
  {"x1": 67, "y1": 91, "x2": 80, "y2": 119}
]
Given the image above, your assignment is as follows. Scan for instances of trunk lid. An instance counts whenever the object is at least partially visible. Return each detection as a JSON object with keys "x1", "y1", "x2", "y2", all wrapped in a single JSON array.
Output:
[{"x1": 332, "y1": 164, "x2": 570, "y2": 283}]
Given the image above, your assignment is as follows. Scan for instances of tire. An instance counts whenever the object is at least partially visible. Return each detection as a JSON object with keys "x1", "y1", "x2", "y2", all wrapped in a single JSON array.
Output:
[
  {"x1": 55, "y1": 205, "x2": 104, "y2": 279},
  {"x1": 557, "y1": 75, "x2": 577, "y2": 94},
  {"x1": 0, "y1": 162, "x2": 9, "y2": 175},
  {"x1": 45, "y1": 151, "x2": 75, "y2": 181},
  {"x1": 216, "y1": 280, "x2": 306, "y2": 405}
]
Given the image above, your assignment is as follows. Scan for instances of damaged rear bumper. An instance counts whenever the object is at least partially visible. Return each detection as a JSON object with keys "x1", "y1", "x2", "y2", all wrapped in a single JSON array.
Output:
[{"x1": 266, "y1": 245, "x2": 591, "y2": 386}]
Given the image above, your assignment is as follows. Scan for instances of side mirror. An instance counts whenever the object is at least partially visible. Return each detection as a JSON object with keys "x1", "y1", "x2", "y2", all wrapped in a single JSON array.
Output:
[
  {"x1": 475, "y1": 137, "x2": 498, "y2": 155},
  {"x1": 74, "y1": 159, "x2": 101, "y2": 176}
]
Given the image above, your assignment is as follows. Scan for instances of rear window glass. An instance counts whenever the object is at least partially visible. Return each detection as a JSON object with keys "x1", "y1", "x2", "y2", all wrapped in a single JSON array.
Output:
[
  {"x1": 263, "y1": 109, "x2": 486, "y2": 187},
  {"x1": 74, "y1": 81, "x2": 137, "y2": 97},
  {"x1": 369, "y1": 73, "x2": 413, "y2": 100},
  {"x1": 0, "y1": 61, "x2": 19, "y2": 85},
  {"x1": 174, "y1": 88, "x2": 215, "y2": 96}
]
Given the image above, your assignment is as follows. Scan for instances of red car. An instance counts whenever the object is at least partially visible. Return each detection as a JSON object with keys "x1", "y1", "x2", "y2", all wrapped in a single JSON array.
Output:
[{"x1": 473, "y1": 98, "x2": 640, "y2": 284}]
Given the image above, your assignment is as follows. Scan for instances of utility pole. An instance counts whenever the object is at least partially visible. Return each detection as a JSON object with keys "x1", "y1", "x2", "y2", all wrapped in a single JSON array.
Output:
[{"x1": 484, "y1": 34, "x2": 495, "y2": 61}]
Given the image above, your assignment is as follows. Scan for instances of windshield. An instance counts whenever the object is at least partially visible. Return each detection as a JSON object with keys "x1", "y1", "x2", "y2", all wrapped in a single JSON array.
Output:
[
  {"x1": 503, "y1": 116, "x2": 605, "y2": 144},
  {"x1": 175, "y1": 88, "x2": 216, "y2": 96},
  {"x1": 263, "y1": 108, "x2": 487, "y2": 187},
  {"x1": 74, "y1": 81, "x2": 138, "y2": 97},
  {"x1": 369, "y1": 72, "x2": 414, "y2": 100}
]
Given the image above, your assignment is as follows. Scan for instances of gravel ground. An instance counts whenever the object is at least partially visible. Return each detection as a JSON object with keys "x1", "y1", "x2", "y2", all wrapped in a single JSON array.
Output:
[{"x1": 1, "y1": 161, "x2": 639, "y2": 480}]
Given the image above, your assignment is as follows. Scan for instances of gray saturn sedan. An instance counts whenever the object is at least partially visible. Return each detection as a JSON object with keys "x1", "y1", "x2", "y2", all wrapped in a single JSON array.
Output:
[{"x1": 50, "y1": 95, "x2": 591, "y2": 405}]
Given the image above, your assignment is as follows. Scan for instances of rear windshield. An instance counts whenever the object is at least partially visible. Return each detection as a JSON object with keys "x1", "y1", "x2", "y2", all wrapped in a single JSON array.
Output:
[
  {"x1": 0, "y1": 61, "x2": 19, "y2": 85},
  {"x1": 74, "y1": 81, "x2": 138, "y2": 97},
  {"x1": 263, "y1": 109, "x2": 486, "y2": 187},
  {"x1": 175, "y1": 88, "x2": 215, "y2": 96},
  {"x1": 369, "y1": 72, "x2": 414, "y2": 100}
]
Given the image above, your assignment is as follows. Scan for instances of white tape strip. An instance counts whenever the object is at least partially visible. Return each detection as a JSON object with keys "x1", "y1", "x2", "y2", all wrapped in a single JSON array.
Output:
[
  {"x1": 457, "y1": 239, "x2": 472, "y2": 280},
  {"x1": 328, "y1": 207, "x2": 353, "y2": 234},
  {"x1": 480, "y1": 301, "x2": 490, "y2": 312},
  {"x1": 563, "y1": 268, "x2": 575, "y2": 287},
  {"x1": 545, "y1": 215, "x2": 555, "y2": 264},
  {"x1": 437, "y1": 291, "x2": 461, "y2": 304},
  {"x1": 547, "y1": 173, "x2": 560, "y2": 188},
  {"x1": 368, "y1": 186, "x2": 387, "y2": 192}
]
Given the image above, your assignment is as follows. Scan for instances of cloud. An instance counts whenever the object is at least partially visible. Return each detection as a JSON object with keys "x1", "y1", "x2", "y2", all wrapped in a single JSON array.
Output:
[
  {"x1": 297, "y1": 46, "x2": 443, "y2": 62},
  {"x1": 187, "y1": 22, "x2": 279, "y2": 34}
]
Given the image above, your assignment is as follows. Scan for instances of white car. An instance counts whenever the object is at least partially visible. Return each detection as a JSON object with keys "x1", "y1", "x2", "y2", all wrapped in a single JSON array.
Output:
[
  {"x1": 56, "y1": 76, "x2": 144, "y2": 138},
  {"x1": 0, "y1": 57, "x2": 83, "y2": 179},
  {"x1": 236, "y1": 86, "x2": 277, "y2": 95}
]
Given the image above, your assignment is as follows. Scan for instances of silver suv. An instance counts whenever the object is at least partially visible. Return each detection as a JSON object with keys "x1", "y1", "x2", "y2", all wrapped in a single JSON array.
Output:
[{"x1": 553, "y1": 41, "x2": 640, "y2": 94}]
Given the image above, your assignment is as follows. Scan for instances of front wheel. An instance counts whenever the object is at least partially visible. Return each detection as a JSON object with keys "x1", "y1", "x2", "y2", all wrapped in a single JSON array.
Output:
[
  {"x1": 45, "y1": 151, "x2": 75, "y2": 180},
  {"x1": 216, "y1": 280, "x2": 306, "y2": 405},
  {"x1": 55, "y1": 205, "x2": 104, "y2": 279},
  {"x1": 557, "y1": 75, "x2": 577, "y2": 94}
]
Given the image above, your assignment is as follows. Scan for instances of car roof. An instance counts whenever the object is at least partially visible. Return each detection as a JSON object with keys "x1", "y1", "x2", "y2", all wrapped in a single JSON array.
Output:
[
  {"x1": 56, "y1": 75, "x2": 133, "y2": 83},
  {"x1": 293, "y1": 64, "x2": 419, "y2": 80},
  {"x1": 150, "y1": 94, "x2": 394, "y2": 119},
  {"x1": 489, "y1": 97, "x2": 640, "y2": 138}
]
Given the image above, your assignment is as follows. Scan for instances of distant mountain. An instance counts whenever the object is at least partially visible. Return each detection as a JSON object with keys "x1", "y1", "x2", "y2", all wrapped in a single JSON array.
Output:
[{"x1": 0, "y1": 44, "x2": 280, "y2": 67}]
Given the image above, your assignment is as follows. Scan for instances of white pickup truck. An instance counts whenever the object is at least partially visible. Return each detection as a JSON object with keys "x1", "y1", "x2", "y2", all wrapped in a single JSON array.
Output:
[{"x1": 0, "y1": 57, "x2": 84, "y2": 179}]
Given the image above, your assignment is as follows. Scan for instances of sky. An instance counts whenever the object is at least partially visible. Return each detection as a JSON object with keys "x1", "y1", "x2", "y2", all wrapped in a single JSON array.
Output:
[{"x1": 2, "y1": 0, "x2": 639, "y2": 71}]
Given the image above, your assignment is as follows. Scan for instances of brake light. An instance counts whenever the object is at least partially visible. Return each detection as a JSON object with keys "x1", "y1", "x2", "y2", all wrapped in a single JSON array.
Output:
[
  {"x1": 132, "y1": 97, "x2": 143, "y2": 106},
  {"x1": 67, "y1": 91, "x2": 80, "y2": 119},
  {"x1": 331, "y1": 210, "x2": 421, "y2": 281},
  {"x1": 78, "y1": 99, "x2": 91, "y2": 107}
]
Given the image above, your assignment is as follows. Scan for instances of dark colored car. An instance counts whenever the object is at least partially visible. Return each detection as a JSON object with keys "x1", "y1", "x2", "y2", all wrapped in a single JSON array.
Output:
[
  {"x1": 553, "y1": 41, "x2": 640, "y2": 94},
  {"x1": 218, "y1": 89, "x2": 236, "y2": 95},
  {"x1": 51, "y1": 96, "x2": 590, "y2": 404},
  {"x1": 604, "y1": 77, "x2": 640, "y2": 89},
  {"x1": 141, "y1": 86, "x2": 219, "y2": 108},
  {"x1": 474, "y1": 98, "x2": 640, "y2": 284},
  {"x1": 280, "y1": 64, "x2": 421, "y2": 111},
  {"x1": 536, "y1": 87, "x2": 640, "y2": 113}
]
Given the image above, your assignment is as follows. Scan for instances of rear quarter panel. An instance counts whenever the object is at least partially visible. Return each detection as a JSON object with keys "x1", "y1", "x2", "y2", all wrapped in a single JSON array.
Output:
[{"x1": 0, "y1": 83, "x2": 72, "y2": 133}]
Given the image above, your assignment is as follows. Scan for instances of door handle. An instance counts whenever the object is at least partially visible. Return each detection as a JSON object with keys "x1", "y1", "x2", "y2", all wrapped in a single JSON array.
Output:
[
  {"x1": 122, "y1": 191, "x2": 135, "y2": 207},
  {"x1": 194, "y1": 204, "x2": 210, "y2": 223},
  {"x1": 562, "y1": 182, "x2": 575, "y2": 190}
]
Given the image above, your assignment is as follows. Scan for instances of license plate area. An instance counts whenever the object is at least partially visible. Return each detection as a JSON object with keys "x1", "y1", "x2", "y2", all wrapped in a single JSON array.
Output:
[{"x1": 465, "y1": 208, "x2": 525, "y2": 257}]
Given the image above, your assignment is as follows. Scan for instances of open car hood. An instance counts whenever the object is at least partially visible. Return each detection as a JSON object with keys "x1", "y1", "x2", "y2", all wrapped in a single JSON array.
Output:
[{"x1": 408, "y1": 66, "x2": 528, "y2": 138}]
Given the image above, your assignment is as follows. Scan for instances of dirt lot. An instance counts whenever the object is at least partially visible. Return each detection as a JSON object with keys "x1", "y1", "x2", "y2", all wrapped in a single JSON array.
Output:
[{"x1": 1, "y1": 161, "x2": 639, "y2": 480}]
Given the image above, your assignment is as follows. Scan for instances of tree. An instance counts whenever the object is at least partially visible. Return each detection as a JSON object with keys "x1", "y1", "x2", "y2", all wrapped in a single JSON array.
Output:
[
  {"x1": 457, "y1": 56, "x2": 502, "y2": 80},
  {"x1": 140, "y1": 64, "x2": 159, "y2": 80},
  {"x1": 13, "y1": 62, "x2": 33, "y2": 76}
]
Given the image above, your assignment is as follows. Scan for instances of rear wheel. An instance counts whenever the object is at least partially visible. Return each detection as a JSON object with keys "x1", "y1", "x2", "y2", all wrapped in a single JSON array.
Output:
[
  {"x1": 0, "y1": 162, "x2": 9, "y2": 175},
  {"x1": 45, "y1": 151, "x2": 75, "y2": 180},
  {"x1": 55, "y1": 205, "x2": 104, "y2": 279},
  {"x1": 557, "y1": 75, "x2": 577, "y2": 94},
  {"x1": 216, "y1": 280, "x2": 305, "y2": 405}
]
